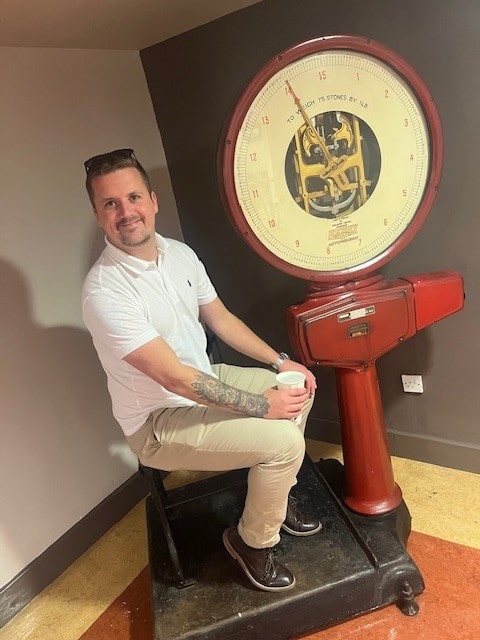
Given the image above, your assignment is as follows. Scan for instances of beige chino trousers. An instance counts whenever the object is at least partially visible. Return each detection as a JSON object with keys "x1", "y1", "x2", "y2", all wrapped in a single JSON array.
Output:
[{"x1": 126, "y1": 363, "x2": 314, "y2": 549}]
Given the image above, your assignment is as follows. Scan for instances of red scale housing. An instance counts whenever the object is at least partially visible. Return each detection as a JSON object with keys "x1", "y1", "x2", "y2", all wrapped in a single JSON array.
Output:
[{"x1": 286, "y1": 271, "x2": 464, "y2": 514}]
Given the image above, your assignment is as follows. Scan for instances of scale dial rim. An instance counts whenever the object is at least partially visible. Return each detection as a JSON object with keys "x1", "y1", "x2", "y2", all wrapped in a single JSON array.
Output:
[{"x1": 220, "y1": 35, "x2": 443, "y2": 284}]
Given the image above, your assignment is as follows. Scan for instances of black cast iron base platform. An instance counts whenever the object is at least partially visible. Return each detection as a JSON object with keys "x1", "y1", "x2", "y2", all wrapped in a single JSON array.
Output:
[{"x1": 145, "y1": 456, "x2": 423, "y2": 640}]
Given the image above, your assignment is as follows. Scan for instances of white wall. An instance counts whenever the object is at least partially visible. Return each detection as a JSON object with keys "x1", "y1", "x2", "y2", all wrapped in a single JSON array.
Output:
[{"x1": 0, "y1": 47, "x2": 183, "y2": 588}]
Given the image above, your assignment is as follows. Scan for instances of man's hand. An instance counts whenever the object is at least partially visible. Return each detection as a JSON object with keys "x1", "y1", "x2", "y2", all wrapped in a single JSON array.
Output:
[
  {"x1": 262, "y1": 386, "x2": 310, "y2": 420},
  {"x1": 277, "y1": 359, "x2": 317, "y2": 396},
  {"x1": 200, "y1": 300, "x2": 316, "y2": 397}
]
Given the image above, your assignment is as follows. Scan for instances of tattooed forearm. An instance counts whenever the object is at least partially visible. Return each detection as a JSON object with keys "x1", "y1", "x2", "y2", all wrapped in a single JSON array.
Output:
[{"x1": 192, "y1": 372, "x2": 269, "y2": 417}]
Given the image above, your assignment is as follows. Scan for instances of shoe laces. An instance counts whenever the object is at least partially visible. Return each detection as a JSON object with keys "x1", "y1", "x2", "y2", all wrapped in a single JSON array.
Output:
[
  {"x1": 287, "y1": 496, "x2": 301, "y2": 521},
  {"x1": 264, "y1": 549, "x2": 277, "y2": 579}
]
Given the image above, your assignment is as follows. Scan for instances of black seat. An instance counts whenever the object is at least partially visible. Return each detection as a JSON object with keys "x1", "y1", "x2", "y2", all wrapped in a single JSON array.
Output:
[{"x1": 138, "y1": 463, "x2": 195, "y2": 588}]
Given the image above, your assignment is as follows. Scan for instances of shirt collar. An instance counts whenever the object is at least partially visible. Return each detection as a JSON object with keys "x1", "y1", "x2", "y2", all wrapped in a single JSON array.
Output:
[{"x1": 104, "y1": 233, "x2": 170, "y2": 276}]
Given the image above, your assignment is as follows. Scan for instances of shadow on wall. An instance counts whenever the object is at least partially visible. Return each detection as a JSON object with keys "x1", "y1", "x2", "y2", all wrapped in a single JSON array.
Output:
[
  {"x1": 86, "y1": 222, "x2": 107, "y2": 272},
  {"x1": 149, "y1": 165, "x2": 184, "y2": 242},
  {"x1": 0, "y1": 257, "x2": 130, "y2": 587}
]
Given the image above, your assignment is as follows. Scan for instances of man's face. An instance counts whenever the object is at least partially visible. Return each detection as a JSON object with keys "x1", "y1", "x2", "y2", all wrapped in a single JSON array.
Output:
[{"x1": 91, "y1": 167, "x2": 158, "y2": 255}]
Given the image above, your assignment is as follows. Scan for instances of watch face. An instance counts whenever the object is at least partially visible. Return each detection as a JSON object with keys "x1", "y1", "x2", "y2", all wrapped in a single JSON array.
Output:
[{"x1": 220, "y1": 36, "x2": 443, "y2": 283}]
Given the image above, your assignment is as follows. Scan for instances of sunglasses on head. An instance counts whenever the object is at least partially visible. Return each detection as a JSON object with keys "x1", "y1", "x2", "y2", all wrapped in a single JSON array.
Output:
[{"x1": 84, "y1": 148, "x2": 137, "y2": 174}]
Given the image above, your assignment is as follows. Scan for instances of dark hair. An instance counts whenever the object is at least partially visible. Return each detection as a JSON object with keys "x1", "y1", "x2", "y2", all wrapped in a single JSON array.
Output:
[{"x1": 84, "y1": 149, "x2": 152, "y2": 206}]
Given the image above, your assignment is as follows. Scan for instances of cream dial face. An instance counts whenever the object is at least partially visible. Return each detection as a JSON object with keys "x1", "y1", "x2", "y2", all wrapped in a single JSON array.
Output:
[{"x1": 232, "y1": 49, "x2": 431, "y2": 272}]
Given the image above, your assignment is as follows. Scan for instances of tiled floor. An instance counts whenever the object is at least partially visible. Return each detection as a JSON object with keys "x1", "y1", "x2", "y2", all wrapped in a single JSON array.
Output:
[{"x1": 2, "y1": 440, "x2": 479, "y2": 640}]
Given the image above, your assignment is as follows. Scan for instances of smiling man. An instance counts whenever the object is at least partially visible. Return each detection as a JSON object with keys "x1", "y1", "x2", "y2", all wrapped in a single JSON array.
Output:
[
  {"x1": 81, "y1": 148, "x2": 321, "y2": 592},
  {"x1": 85, "y1": 149, "x2": 158, "y2": 256}
]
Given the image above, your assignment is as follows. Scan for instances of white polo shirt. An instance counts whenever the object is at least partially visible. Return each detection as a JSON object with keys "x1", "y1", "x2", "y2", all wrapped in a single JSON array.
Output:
[{"x1": 82, "y1": 234, "x2": 218, "y2": 435}]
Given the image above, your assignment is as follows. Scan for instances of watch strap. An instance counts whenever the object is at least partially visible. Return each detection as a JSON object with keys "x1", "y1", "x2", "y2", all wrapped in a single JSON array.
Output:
[{"x1": 271, "y1": 352, "x2": 290, "y2": 371}]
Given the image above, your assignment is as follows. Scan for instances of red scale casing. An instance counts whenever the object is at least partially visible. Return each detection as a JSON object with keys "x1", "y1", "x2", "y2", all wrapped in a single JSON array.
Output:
[
  {"x1": 287, "y1": 271, "x2": 464, "y2": 368},
  {"x1": 285, "y1": 271, "x2": 464, "y2": 514}
]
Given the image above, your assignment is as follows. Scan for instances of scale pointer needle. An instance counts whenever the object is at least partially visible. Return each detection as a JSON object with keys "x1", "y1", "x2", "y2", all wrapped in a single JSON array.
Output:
[{"x1": 285, "y1": 79, "x2": 333, "y2": 164}]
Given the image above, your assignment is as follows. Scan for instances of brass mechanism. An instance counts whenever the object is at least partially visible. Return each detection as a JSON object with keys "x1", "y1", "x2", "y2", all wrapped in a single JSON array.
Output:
[{"x1": 287, "y1": 111, "x2": 380, "y2": 219}]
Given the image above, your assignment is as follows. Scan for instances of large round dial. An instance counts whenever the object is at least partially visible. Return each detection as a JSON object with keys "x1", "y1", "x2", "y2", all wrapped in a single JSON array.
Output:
[{"x1": 220, "y1": 36, "x2": 443, "y2": 283}]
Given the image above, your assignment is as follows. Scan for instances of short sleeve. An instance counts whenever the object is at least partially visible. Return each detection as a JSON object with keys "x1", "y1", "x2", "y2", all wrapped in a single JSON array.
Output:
[{"x1": 82, "y1": 289, "x2": 159, "y2": 359}]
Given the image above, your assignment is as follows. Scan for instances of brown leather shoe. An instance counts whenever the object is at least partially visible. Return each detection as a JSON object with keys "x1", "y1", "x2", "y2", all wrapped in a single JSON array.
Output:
[
  {"x1": 281, "y1": 496, "x2": 322, "y2": 536},
  {"x1": 223, "y1": 526, "x2": 295, "y2": 592}
]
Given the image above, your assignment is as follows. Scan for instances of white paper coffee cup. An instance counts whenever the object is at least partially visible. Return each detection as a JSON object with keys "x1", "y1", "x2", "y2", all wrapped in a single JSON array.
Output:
[
  {"x1": 275, "y1": 371, "x2": 306, "y2": 423},
  {"x1": 276, "y1": 371, "x2": 306, "y2": 389}
]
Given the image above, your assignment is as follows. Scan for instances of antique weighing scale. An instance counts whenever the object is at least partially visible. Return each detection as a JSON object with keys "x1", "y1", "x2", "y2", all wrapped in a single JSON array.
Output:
[{"x1": 146, "y1": 36, "x2": 464, "y2": 639}]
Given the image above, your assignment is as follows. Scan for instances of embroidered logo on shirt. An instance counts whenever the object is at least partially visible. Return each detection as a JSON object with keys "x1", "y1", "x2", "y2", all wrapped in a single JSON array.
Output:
[{"x1": 187, "y1": 280, "x2": 192, "y2": 287}]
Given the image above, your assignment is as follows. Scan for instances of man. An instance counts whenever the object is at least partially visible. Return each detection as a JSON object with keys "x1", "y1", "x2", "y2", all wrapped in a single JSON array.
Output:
[{"x1": 81, "y1": 148, "x2": 321, "y2": 592}]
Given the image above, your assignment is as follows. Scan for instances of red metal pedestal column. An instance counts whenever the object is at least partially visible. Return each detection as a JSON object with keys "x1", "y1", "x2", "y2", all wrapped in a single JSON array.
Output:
[{"x1": 335, "y1": 363, "x2": 402, "y2": 515}]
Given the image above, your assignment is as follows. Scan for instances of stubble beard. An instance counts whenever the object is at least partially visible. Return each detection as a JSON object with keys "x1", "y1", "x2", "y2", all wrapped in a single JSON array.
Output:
[
  {"x1": 119, "y1": 230, "x2": 151, "y2": 248},
  {"x1": 117, "y1": 217, "x2": 151, "y2": 248}
]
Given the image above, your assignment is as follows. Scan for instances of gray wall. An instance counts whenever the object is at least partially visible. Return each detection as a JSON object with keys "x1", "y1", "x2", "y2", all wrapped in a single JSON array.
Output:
[
  {"x1": 0, "y1": 47, "x2": 182, "y2": 592},
  {"x1": 141, "y1": 0, "x2": 479, "y2": 473}
]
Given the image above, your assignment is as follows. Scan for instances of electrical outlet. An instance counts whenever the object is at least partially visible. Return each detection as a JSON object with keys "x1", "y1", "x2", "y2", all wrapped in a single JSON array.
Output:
[{"x1": 401, "y1": 374, "x2": 424, "y2": 393}]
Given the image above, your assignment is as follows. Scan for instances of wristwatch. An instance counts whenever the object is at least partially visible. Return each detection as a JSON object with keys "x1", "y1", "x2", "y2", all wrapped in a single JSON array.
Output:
[{"x1": 271, "y1": 352, "x2": 290, "y2": 371}]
